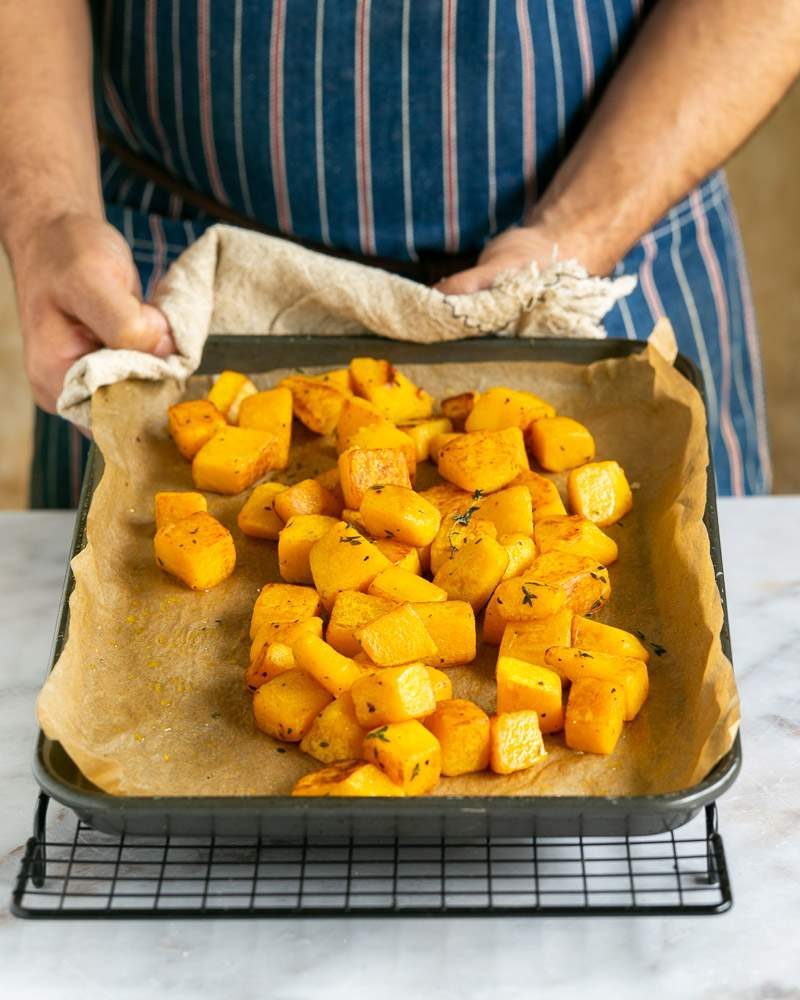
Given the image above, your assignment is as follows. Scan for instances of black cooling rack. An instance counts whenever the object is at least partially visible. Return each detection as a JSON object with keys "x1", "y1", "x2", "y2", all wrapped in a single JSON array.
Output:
[{"x1": 11, "y1": 794, "x2": 731, "y2": 918}]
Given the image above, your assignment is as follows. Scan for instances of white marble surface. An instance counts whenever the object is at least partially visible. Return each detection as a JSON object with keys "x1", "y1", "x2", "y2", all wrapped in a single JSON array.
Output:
[{"x1": 1, "y1": 499, "x2": 798, "y2": 1000}]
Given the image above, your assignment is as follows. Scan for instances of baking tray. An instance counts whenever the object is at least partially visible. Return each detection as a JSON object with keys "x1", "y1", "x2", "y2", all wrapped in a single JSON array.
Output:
[{"x1": 33, "y1": 335, "x2": 741, "y2": 839}]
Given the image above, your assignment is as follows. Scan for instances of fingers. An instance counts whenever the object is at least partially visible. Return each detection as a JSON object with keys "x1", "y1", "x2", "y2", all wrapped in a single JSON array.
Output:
[{"x1": 435, "y1": 265, "x2": 497, "y2": 296}]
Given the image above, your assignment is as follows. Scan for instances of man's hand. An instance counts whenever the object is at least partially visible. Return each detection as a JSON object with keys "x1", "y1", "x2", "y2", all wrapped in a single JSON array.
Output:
[{"x1": 10, "y1": 214, "x2": 173, "y2": 414}]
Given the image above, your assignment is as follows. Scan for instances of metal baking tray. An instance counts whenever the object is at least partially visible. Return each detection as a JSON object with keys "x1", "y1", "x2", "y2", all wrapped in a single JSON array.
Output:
[{"x1": 33, "y1": 335, "x2": 741, "y2": 839}]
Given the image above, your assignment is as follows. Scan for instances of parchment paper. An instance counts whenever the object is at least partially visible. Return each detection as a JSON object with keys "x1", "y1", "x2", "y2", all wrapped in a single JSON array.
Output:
[{"x1": 37, "y1": 346, "x2": 740, "y2": 796}]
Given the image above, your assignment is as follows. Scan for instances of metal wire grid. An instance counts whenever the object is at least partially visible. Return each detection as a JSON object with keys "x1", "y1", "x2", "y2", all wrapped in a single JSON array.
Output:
[{"x1": 11, "y1": 796, "x2": 731, "y2": 918}]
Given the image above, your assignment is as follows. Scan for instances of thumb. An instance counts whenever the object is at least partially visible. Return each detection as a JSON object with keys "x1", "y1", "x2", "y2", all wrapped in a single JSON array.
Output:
[
  {"x1": 435, "y1": 265, "x2": 496, "y2": 296},
  {"x1": 71, "y1": 273, "x2": 174, "y2": 356}
]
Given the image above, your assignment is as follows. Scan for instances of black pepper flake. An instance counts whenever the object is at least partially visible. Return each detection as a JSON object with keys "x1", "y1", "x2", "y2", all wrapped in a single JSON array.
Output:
[
  {"x1": 286, "y1": 727, "x2": 293, "y2": 734},
  {"x1": 319, "y1": 741, "x2": 330, "y2": 748},
  {"x1": 363, "y1": 555, "x2": 369, "y2": 561},
  {"x1": 276, "y1": 747, "x2": 287, "y2": 754},
  {"x1": 578, "y1": 651, "x2": 593, "y2": 658},
  {"x1": 651, "y1": 643, "x2": 667, "y2": 657},
  {"x1": 411, "y1": 763, "x2": 420, "y2": 780},
  {"x1": 367, "y1": 702, "x2": 376, "y2": 713},
  {"x1": 384, "y1": 529, "x2": 395, "y2": 539}
]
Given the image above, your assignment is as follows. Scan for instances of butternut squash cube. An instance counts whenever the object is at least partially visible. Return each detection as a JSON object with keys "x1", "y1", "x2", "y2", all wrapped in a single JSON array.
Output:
[
  {"x1": 374, "y1": 539, "x2": 422, "y2": 574},
  {"x1": 398, "y1": 417, "x2": 454, "y2": 462},
  {"x1": 334, "y1": 396, "x2": 385, "y2": 451},
  {"x1": 429, "y1": 511, "x2": 497, "y2": 575},
  {"x1": 498, "y1": 608, "x2": 574, "y2": 666},
  {"x1": 273, "y1": 477, "x2": 342, "y2": 521},
  {"x1": 346, "y1": 423, "x2": 417, "y2": 479},
  {"x1": 496, "y1": 656, "x2": 564, "y2": 733},
  {"x1": 250, "y1": 582, "x2": 323, "y2": 639},
  {"x1": 476, "y1": 485, "x2": 534, "y2": 537},
  {"x1": 411, "y1": 601, "x2": 477, "y2": 667},
  {"x1": 280, "y1": 375, "x2": 349, "y2": 435},
  {"x1": 511, "y1": 470, "x2": 567, "y2": 521},
  {"x1": 278, "y1": 514, "x2": 339, "y2": 584},
  {"x1": 349, "y1": 357, "x2": 434, "y2": 421},
  {"x1": 528, "y1": 552, "x2": 611, "y2": 615},
  {"x1": 544, "y1": 646, "x2": 649, "y2": 721},
  {"x1": 465, "y1": 386, "x2": 555, "y2": 433},
  {"x1": 299, "y1": 693, "x2": 367, "y2": 764},
  {"x1": 309, "y1": 521, "x2": 392, "y2": 609},
  {"x1": 418, "y1": 482, "x2": 474, "y2": 517},
  {"x1": 355, "y1": 603, "x2": 438, "y2": 666},
  {"x1": 292, "y1": 633, "x2": 365, "y2": 697},
  {"x1": 292, "y1": 760, "x2": 404, "y2": 797},
  {"x1": 534, "y1": 514, "x2": 618, "y2": 566},
  {"x1": 237, "y1": 386, "x2": 293, "y2": 467},
  {"x1": 154, "y1": 511, "x2": 236, "y2": 591},
  {"x1": 433, "y1": 537, "x2": 510, "y2": 612},
  {"x1": 429, "y1": 432, "x2": 462, "y2": 463},
  {"x1": 571, "y1": 616, "x2": 650, "y2": 662},
  {"x1": 351, "y1": 663, "x2": 436, "y2": 727},
  {"x1": 252, "y1": 669, "x2": 333, "y2": 742},
  {"x1": 499, "y1": 533, "x2": 537, "y2": 579},
  {"x1": 438, "y1": 427, "x2": 529, "y2": 493},
  {"x1": 237, "y1": 482, "x2": 287, "y2": 540},
  {"x1": 489, "y1": 711, "x2": 547, "y2": 774},
  {"x1": 440, "y1": 390, "x2": 478, "y2": 429},
  {"x1": 567, "y1": 460, "x2": 633, "y2": 527},
  {"x1": 369, "y1": 565, "x2": 447, "y2": 604},
  {"x1": 192, "y1": 426, "x2": 278, "y2": 494},
  {"x1": 424, "y1": 699, "x2": 491, "y2": 775},
  {"x1": 207, "y1": 370, "x2": 257, "y2": 421},
  {"x1": 337, "y1": 446, "x2": 411, "y2": 509},
  {"x1": 245, "y1": 642, "x2": 295, "y2": 690},
  {"x1": 482, "y1": 577, "x2": 567, "y2": 644},
  {"x1": 154, "y1": 491, "x2": 207, "y2": 531},
  {"x1": 362, "y1": 720, "x2": 442, "y2": 794},
  {"x1": 167, "y1": 399, "x2": 227, "y2": 460},
  {"x1": 325, "y1": 591, "x2": 397, "y2": 656},
  {"x1": 250, "y1": 617, "x2": 324, "y2": 663},
  {"x1": 526, "y1": 415, "x2": 595, "y2": 472},
  {"x1": 564, "y1": 677, "x2": 625, "y2": 755},
  {"x1": 359, "y1": 484, "x2": 441, "y2": 546}
]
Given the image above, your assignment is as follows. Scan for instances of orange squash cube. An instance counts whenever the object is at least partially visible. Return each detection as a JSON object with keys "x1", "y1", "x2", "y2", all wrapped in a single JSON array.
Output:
[
  {"x1": 429, "y1": 432, "x2": 462, "y2": 463},
  {"x1": 280, "y1": 375, "x2": 349, "y2": 435},
  {"x1": 528, "y1": 552, "x2": 611, "y2": 615},
  {"x1": 350, "y1": 663, "x2": 436, "y2": 727},
  {"x1": 237, "y1": 386, "x2": 293, "y2": 467},
  {"x1": 299, "y1": 693, "x2": 367, "y2": 764},
  {"x1": 411, "y1": 601, "x2": 477, "y2": 667},
  {"x1": 465, "y1": 386, "x2": 555, "y2": 433},
  {"x1": 355, "y1": 603, "x2": 438, "y2": 667},
  {"x1": 571, "y1": 616, "x2": 650, "y2": 661},
  {"x1": 349, "y1": 357, "x2": 434, "y2": 421},
  {"x1": 534, "y1": 514, "x2": 618, "y2": 566},
  {"x1": 278, "y1": 514, "x2": 339, "y2": 584},
  {"x1": 440, "y1": 390, "x2": 478, "y2": 429},
  {"x1": 334, "y1": 396, "x2": 386, "y2": 451},
  {"x1": 250, "y1": 582, "x2": 323, "y2": 639},
  {"x1": 273, "y1": 478, "x2": 342, "y2": 521},
  {"x1": 250, "y1": 617, "x2": 325, "y2": 663},
  {"x1": 309, "y1": 521, "x2": 392, "y2": 609},
  {"x1": 432, "y1": 536, "x2": 509, "y2": 612},
  {"x1": 526, "y1": 416, "x2": 595, "y2": 472},
  {"x1": 359, "y1": 484, "x2": 441, "y2": 547},
  {"x1": 167, "y1": 399, "x2": 227, "y2": 460},
  {"x1": 545, "y1": 646, "x2": 649, "y2": 721},
  {"x1": 207, "y1": 370, "x2": 257, "y2": 421},
  {"x1": 567, "y1": 460, "x2": 633, "y2": 527},
  {"x1": 362, "y1": 720, "x2": 442, "y2": 794},
  {"x1": 489, "y1": 711, "x2": 547, "y2": 774},
  {"x1": 438, "y1": 427, "x2": 529, "y2": 493},
  {"x1": 192, "y1": 426, "x2": 278, "y2": 494},
  {"x1": 564, "y1": 677, "x2": 625, "y2": 755},
  {"x1": 325, "y1": 591, "x2": 397, "y2": 656},
  {"x1": 499, "y1": 533, "x2": 537, "y2": 579},
  {"x1": 482, "y1": 577, "x2": 567, "y2": 644},
  {"x1": 511, "y1": 469, "x2": 567, "y2": 521},
  {"x1": 374, "y1": 538, "x2": 422, "y2": 574},
  {"x1": 498, "y1": 608, "x2": 574, "y2": 666},
  {"x1": 425, "y1": 665, "x2": 453, "y2": 702},
  {"x1": 154, "y1": 491, "x2": 207, "y2": 531},
  {"x1": 154, "y1": 511, "x2": 236, "y2": 591},
  {"x1": 424, "y1": 699, "x2": 491, "y2": 776},
  {"x1": 475, "y1": 485, "x2": 534, "y2": 537},
  {"x1": 292, "y1": 633, "x2": 365, "y2": 697},
  {"x1": 292, "y1": 760, "x2": 404, "y2": 797},
  {"x1": 245, "y1": 642, "x2": 295, "y2": 690},
  {"x1": 496, "y1": 656, "x2": 564, "y2": 733},
  {"x1": 398, "y1": 417, "x2": 454, "y2": 462},
  {"x1": 346, "y1": 423, "x2": 418, "y2": 480},
  {"x1": 252, "y1": 669, "x2": 333, "y2": 742},
  {"x1": 429, "y1": 511, "x2": 497, "y2": 575},
  {"x1": 368, "y1": 566, "x2": 447, "y2": 604},
  {"x1": 237, "y1": 482, "x2": 287, "y2": 540},
  {"x1": 337, "y1": 446, "x2": 412, "y2": 509}
]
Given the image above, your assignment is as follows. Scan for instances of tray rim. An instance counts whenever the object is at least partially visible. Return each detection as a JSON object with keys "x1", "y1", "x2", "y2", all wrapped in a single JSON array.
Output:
[{"x1": 33, "y1": 334, "x2": 742, "y2": 824}]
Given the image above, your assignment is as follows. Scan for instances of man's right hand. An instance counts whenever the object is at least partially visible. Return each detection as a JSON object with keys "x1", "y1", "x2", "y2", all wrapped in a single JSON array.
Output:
[{"x1": 9, "y1": 213, "x2": 174, "y2": 414}]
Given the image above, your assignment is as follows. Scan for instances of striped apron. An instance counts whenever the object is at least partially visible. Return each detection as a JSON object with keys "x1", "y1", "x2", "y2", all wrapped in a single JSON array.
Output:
[{"x1": 31, "y1": 0, "x2": 770, "y2": 505}]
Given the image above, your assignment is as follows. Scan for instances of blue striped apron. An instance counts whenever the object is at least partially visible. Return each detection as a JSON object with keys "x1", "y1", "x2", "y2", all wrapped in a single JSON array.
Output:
[{"x1": 31, "y1": 0, "x2": 771, "y2": 505}]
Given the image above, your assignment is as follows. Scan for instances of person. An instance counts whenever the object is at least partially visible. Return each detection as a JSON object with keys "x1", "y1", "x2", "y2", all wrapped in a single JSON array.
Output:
[{"x1": 1, "y1": 1, "x2": 797, "y2": 506}]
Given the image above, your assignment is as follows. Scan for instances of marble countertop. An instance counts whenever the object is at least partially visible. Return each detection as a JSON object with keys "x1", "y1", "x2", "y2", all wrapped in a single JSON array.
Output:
[{"x1": 1, "y1": 498, "x2": 798, "y2": 1000}]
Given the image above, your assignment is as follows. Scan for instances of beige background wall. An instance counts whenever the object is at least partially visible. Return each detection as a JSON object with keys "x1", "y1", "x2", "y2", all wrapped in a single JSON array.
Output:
[{"x1": 0, "y1": 83, "x2": 798, "y2": 507}]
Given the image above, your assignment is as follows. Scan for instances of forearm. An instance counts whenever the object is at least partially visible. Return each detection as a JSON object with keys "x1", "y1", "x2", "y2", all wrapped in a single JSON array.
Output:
[
  {"x1": 0, "y1": 0, "x2": 101, "y2": 260},
  {"x1": 531, "y1": 0, "x2": 800, "y2": 272}
]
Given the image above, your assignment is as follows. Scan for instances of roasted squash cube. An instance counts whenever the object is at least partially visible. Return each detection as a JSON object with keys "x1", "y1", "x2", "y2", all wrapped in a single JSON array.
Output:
[
  {"x1": 250, "y1": 582, "x2": 323, "y2": 639},
  {"x1": 250, "y1": 617, "x2": 325, "y2": 663},
  {"x1": 482, "y1": 577, "x2": 567, "y2": 644},
  {"x1": 325, "y1": 591, "x2": 397, "y2": 656},
  {"x1": 440, "y1": 390, "x2": 478, "y2": 429},
  {"x1": 499, "y1": 533, "x2": 537, "y2": 579},
  {"x1": 292, "y1": 633, "x2": 365, "y2": 697},
  {"x1": 424, "y1": 699, "x2": 491, "y2": 776},
  {"x1": 526, "y1": 415, "x2": 595, "y2": 472},
  {"x1": 438, "y1": 427, "x2": 529, "y2": 493},
  {"x1": 192, "y1": 426, "x2": 278, "y2": 494},
  {"x1": 567, "y1": 460, "x2": 633, "y2": 527},
  {"x1": 237, "y1": 482, "x2": 287, "y2": 540},
  {"x1": 465, "y1": 386, "x2": 555, "y2": 433},
  {"x1": 273, "y1": 478, "x2": 342, "y2": 521},
  {"x1": 433, "y1": 537, "x2": 509, "y2": 612},
  {"x1": 207, "y1": 370, "x2": 257, "y2": 421},
  {"x1": 346, "y1": 423, "x2": 417, "y2": 480},
  {"x1": 411, "y1": 601, "x2": 477, "y2": 667},
  {"x1": 359, "y1": 484, "x2": 441, "y2": 546},
  {"x1": 334, "y1": 396, "x2": 386, "y2": 451},
  {"x1": 349, "y1": 358, "x2": 433, "y2": 421},
  {"x1": 489, "y1": 711, "x2": 547, "y2": 774},
  {"x1": 278, "y1": 514, "x2": 339, "y2": 584},
  {"x1": 429, "y1": 432, "x2": 462, "y2": 463},
  {"x1": 398, "y1": 417, "x2": 454, "y2": 462},
  {"x1": 355, "y1": 603, "x2": 438, "y2": 666},
  {"x1": 237, "y1": 386, "x2": 293, "y2": 467},
  {"x1": 425, "y1": 665, "x2": 453, "y2": 702},
  {"x1": 292, "y1": 760, "x2": 404, "y2": 797},
  {"x1": 245, "y1": 642, "x2": 295, "y2": 690},
  {"x1": 571, "y1": 616, "x2": 650, "y2": 661},
  {"x1": 338, "y1": 446, "x2": 411, "y2": 509},
  {"x1": 309, "y1": 521, "x2": 392, "y2": 609},
  {"x1": 511, "y1": 470, "x2": 567, "y2": 521},
  {"x1": 369, "y1": 566, "x2": 447, "y2": 604},
  {"x1": 534, "y1": 514, "x2": 618, "y2": 566},
  {"x1": 498, "y1": 608, "x2": 574, "y2": 666},
  {"x1": 351, "y1": 663, "x2": 436, "y2": 727},
  {"x1": 528, "y1": 552, "x2": 611, "y2": 615},
  {"x1": 154, "y1": 511, "x2": 236, "y2": 591},
  {"x1": 496, "y1": 656, "x2": 564, "y2": 733},
  {"x1": 564, "y1": 677, "x2": 625, "y2": 754},
  {"x1": 280, "y1": 375, "x2": 349, "y2": 434},
  {"x1": 362, "y1": 720, "x2": 441, "y2": 794},
  {"x1": 167, "y1": 399, "x2": 227, "y2": 460},
  {"x1": 154, "y1": 491, "x2": 207, "y2": 531},
  {"x1": 545, "y1": 646, "x2": 649, "y2": 721},
  {"x1": 429, "y1": 511, "x2": 497, "y2": 575},
  {"x1": 252, "y1": 669, "x2": 333, "y2": 742},
  {"x1": 374, "y1": 538, "x2": 422, "y2": 574},
  {"x1": 476, "y1": 485, "x2": 534, "y2": 537},
  {"x1": 299, "y1": 693, "x2": 367, "y2": 764}
]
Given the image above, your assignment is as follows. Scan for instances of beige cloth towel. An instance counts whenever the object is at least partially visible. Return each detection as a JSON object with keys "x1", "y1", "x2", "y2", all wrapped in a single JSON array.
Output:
[{"x1": 57, "y1": 224, "x2": 636, "y2": 427}]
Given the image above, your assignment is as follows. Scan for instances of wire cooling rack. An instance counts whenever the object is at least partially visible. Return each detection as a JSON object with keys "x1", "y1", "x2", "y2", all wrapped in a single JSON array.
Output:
[{"x1": 11, "y1": 794, "x2": 731, "y2": 918}]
